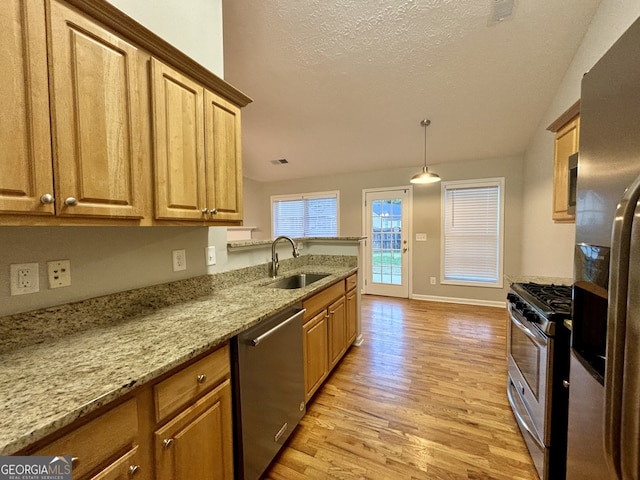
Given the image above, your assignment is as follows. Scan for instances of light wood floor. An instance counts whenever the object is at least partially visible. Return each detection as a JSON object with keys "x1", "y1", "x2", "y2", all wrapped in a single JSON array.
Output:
[{"x1": 263, "y1": 295, "x2": 538, "y2": 480}]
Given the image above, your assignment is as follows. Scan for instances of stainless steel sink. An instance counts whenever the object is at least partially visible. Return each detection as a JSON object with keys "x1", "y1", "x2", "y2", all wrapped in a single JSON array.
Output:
[{"x1": 269, "y1": 273, "x2": 330, "y2": 289}]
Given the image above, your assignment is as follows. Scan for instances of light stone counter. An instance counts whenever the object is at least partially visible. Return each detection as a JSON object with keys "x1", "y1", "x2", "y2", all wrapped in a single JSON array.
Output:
[{"x1": 0, "y1": 255, "x2": 357, "y2": 455}]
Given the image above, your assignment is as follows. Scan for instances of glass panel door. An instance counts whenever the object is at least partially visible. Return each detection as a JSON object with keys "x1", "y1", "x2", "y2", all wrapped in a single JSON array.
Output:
[{"x1": 364, "y1": 189, "x2": 410, "y2": 298}]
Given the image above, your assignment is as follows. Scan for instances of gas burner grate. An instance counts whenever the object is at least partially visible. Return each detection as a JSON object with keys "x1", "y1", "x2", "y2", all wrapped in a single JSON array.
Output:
[{"x1": 519, "y1": 283, "x2": 572, "y2": 316}]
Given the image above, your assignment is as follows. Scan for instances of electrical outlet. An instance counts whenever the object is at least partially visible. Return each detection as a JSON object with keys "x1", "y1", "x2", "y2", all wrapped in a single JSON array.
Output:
[
  {"x1": 430, "y1": 277, "x2": 436, "y2": 285},
  {"x1": 47, "y1": 260, "x2": 71, "y2": 288},
  {"x1": 10, "y1": 263, "x2": 39, "y2": 295},
  {"x1": 172, "y1": 249, "x2": 187, "y2": 272},
  {"x1": 205, "y1": 246, "x2": 216, "y2": 266}
]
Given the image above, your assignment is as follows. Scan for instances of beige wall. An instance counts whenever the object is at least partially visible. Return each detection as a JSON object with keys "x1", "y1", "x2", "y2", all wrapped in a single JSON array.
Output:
[
  {"x1": 107, "y1": 0, "x2": 224, "y2": 76},
  {"x1": 247, "y1": 154, "x2": 524, "y2": 303},
  {"x1": 520, "y1": 1, "x2": 640, "y2": 278}
]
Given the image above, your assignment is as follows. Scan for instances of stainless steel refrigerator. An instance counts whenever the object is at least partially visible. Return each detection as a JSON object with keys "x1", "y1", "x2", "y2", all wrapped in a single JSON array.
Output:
[{"x1": 567, "y1": 15, "x2": 640, "y2": 480}]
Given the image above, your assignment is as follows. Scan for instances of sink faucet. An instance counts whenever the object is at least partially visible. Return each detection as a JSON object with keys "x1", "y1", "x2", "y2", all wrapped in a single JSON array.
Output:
[{"x1": 271, "y1": 236, "x2": 300, "y2": 278}]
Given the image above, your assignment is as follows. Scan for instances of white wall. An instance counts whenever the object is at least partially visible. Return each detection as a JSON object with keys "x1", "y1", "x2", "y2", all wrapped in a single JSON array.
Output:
[
  {"x1": 107, "y1": 0, "x2": 224, "y2": 76},
  {"x1": 520, "y1": 1, "x2": 640, "y2": 277}
]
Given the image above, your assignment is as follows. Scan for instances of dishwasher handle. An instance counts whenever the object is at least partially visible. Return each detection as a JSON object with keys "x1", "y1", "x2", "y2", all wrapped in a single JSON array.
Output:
[{"x1": 250, "y1": 308, "x2": 306, "y2": 346}]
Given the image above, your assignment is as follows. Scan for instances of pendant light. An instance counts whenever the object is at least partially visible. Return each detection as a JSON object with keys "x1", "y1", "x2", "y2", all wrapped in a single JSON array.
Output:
[{"x1": 410, "y1": 119, "x2": 441, "y2": 184}]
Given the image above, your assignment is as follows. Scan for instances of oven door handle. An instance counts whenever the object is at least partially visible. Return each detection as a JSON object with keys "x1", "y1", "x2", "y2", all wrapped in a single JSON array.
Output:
[{"x1": 508, "y1": 305, "x2": 546, "y2": 346}]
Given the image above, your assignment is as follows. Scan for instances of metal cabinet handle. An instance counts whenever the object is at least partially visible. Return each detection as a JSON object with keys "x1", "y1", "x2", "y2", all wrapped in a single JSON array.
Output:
[
  {"x1": 128, "y1": 465, "x2": 140, "y2": 476},
  {"x1": 196, "y1": 374, "x2": 206, "y2": 384},
  {"x1": 64, "y1": 197, "x2": 78, "y2": 206},
  {"x1": 209, "y1": 208, "x2": 218, "y2": 215},
  {"x1": 71, "y1": 457, "x2": 79, "y2": 467},
  {"x1": 201, "y1": 208, "x2": 208, "y2": 215},
  {"x1": 40, "y1": 193, "x2": 54, "y2": 204},
  {"x1": 162, "y1": 438, "x2": 174, "y2": 449},
  {"x1": 563, "y1": 380, "x2": 570, "y2": 388}
]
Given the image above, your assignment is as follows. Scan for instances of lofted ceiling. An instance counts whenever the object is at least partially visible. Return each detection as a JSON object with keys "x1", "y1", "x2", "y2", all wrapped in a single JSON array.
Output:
[{"x1": 222, "y1": 0, "x2": 601, "y2": 183}]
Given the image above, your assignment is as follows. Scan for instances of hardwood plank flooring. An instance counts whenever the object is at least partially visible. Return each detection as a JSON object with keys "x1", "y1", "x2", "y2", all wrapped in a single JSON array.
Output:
[{"x1": 263, "y1": 295, "x2": 538, "y2": 480}]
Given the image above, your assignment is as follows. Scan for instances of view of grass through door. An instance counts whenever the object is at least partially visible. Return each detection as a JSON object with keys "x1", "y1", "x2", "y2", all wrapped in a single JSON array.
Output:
[{"x1": 371, "y1": 199, "x2": 403, "y2": 285}]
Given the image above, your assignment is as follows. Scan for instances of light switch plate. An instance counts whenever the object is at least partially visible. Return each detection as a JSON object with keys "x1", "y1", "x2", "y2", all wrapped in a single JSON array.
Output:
[
  {"x1": 206, "y1": 246, "x2": 216, "y2": 266},
  {"x1": 416, "y1": 233, "x2": 427, "y2": 242}
]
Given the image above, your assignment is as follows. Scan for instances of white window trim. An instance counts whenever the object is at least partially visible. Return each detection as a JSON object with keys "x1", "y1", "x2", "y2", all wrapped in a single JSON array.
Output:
[
  {"x1": 439, "y1": 177, "x2": 505, "y2": 288},
  {"x1": 270, "y1": 190, "x2": 340, "y2": 238}
]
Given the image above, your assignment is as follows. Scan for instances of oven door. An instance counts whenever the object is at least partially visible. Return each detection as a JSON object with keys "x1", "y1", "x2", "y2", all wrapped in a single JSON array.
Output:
[{"x1": 507, "y1": 302, "x2": 550, "y2": 445}]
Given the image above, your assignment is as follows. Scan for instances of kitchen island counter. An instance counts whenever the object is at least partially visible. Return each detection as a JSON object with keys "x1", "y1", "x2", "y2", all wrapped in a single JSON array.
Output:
[{"x1": 0, "y1": 255, "x2": 357, "y2": 455}]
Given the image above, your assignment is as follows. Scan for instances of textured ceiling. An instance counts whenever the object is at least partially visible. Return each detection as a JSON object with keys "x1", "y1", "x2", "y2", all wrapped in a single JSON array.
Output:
[{"x1": 223, "y1": 0, "x2": 602, "y2": 182}]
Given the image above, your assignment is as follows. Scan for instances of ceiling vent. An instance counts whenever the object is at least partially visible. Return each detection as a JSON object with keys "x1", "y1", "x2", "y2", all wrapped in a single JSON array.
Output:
[
  {"x1": 488, "y1": 0, "x2": 515, "y2": 25},
  {"x1": 270, "y1": 158, "x2": 289, "y2": 165}
]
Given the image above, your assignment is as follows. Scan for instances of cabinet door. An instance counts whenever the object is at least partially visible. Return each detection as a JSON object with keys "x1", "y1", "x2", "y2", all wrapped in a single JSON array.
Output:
[
  {"x1": 47, "y1": 0, "x2": 144, "y2": 218},
  {"x1": 0, "y1": 0, "x2": 53, "y2": 215},
  {"x1": 303, "y1": 310, "x2": 329, "y2": 402},
  {"x1": 204, "y1": 90, "x2": 243, "y2": 221},
  {"x1": 155, "y1": 380, "x2": 234, "y2": 480},
  {"x1": 151, "y1": 58, "x2": 207, "y2": 221},
  {"x1": 328, "y1": 296, "x2": 347, "y2": 369},
  {"x1": 346, "y1": 288, "x2": 358, "y2": 346},
  {"x1": 553, "y1": 115, "x2": 579, "y2": 222}
]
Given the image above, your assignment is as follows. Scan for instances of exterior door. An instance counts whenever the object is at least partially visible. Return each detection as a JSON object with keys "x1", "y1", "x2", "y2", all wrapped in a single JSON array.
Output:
[{"x1": 364, "y1": 188, "x2": 411, "y2": 297}]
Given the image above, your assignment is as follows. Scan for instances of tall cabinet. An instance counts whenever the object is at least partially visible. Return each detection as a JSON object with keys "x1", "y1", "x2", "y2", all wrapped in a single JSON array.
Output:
[{"x1": 0, "y1": 0, "x2": 53, "y2": 215}]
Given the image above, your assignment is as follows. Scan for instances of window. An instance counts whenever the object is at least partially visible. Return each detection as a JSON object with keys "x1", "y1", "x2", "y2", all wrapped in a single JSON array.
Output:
[
  {"x1": 441, "y1": 178, "x2": 504, "y2": 287},
  {"x1": 271, "y1": 191, "x2": 339, "y2": 238}
]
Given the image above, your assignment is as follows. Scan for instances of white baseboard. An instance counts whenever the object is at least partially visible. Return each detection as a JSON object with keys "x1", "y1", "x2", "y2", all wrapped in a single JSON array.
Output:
[{"x1": 410, "y1": 293, "x2": 506, "y2": 309}]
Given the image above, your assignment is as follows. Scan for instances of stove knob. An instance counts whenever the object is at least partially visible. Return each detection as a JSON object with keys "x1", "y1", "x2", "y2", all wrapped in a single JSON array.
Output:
[
  {"x1": 524, "y1": 310, "x2": 538, "y2": 323},
  {"x1": 507, "y1": 293, "x2": 517, "y2": 302},
  {"x1": 516, "y1": 301, "x2": 525, "y2": 311}
]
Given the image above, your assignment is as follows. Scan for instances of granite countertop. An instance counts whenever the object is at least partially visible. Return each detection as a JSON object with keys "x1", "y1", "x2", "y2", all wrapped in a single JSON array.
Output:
[{"x1": 0, "y1": 255, "x2": 357, "y2": 455}]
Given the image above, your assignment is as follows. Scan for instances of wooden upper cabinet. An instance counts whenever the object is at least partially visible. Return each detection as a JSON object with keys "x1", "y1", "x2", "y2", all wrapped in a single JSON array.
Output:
[
  {"x1": 549, "y1": 101, "x2": 580, "y2": 223},
  {"x1": 0, "y1": 0, "x2": 54, "y2": 215},
  {"x1": 151, "y1": 58, "x2": 207, "y2": 221},
  {"x1": 47, "y1": 0, "x2": 145, "y2": 218},
  {"x1": 204, "y1": 91, "x2": 243, "y2": 221},
  {"x1": 152, "y1": 59, "x2": 244, "y2": 223}
]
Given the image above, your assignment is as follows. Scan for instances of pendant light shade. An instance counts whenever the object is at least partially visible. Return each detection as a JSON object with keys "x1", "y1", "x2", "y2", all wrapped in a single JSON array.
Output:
[{"x1": 410, "y1": 119, "x2": 441, "y2": 184}]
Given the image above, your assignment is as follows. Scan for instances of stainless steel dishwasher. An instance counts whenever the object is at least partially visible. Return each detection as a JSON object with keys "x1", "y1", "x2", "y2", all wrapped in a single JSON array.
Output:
[{"x1": 232, "y1": 306, "x2": 306, "y2": 480}]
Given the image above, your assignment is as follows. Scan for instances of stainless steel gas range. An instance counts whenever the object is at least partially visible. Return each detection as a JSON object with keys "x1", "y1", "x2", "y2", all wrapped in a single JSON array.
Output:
[{"x1": 506, "y1": 282, "x2": 572, "y2": 480}]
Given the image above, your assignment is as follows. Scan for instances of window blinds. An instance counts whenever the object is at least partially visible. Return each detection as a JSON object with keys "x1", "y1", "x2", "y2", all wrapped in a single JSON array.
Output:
[
  {"x1": 442, "y1": 180, "x2": 502, "y2": 285},
  {"x1": 272, "y1": 192, "x2": 338, "y2": 237}
]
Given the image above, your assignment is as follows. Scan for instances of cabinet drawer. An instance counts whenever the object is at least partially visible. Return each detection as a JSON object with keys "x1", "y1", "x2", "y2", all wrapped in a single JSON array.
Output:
[
  {"x1": 154, "y1": 344, "x2": 230, "y2": 422},
  {"x1": 346, "y1": 274, "x2": 357, "y2": 291},
  {"x1": 303, "y1": 281, "x2": 345, "y2": 322},
  {"x1": 33, "y1": 397, "x2": 138, "y2": 479}
]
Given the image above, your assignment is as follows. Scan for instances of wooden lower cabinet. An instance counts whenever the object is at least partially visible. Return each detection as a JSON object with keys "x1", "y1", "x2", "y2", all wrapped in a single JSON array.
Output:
[
  {"x1": 154, "y1": 380, "x2": 234, "y2": 480},
  {"x1": 302, "y1": 274, "x2": 358, "y2": 403},
  {"x1": 346, "y1": 287, "x2": 358, "y2": 346},
  {"x1": 303, "y1": 310, "x2": 329, "y2": 402},
  {"x1": 24, "y1": 344, "x2": 233, "y2": 480},
  {"x1": 328, "y1": 296, "x2": 347, "y2": 369}
]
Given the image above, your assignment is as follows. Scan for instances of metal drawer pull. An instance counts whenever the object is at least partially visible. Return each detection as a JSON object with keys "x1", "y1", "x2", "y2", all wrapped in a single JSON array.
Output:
[
  {"x1": 563, "y1": 380, "x2": 570, "y2": 388},
  {"x1": 64, "y1": 197, "x2": 78, "y2": 206},
  {"x1": 71, "y1": 457, "x2": 79, "y2": 467},
  {"x1": 201, "y1": 208, "x2": 208, "y2": 215},
  {"x1": 162, "y1": 438, "x2": 174, "y2": 448},
  {"x1": 128, "y1": 465, "x2": 140, "y2": 476},
  {"x1": 40, "y1": 193, "x2": 54, "y2": 204},
  {"x1": 196, "y1": 374, "x2": 206, "y2": 383},
  {"x1": 209, "y1": 208, "x2": 218, "y2": 214}
]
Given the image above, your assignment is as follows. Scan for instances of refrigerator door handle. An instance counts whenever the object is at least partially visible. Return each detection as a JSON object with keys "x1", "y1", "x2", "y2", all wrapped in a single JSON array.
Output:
[{"x1": 605, "y1": 173, "x2": 640, "y2": 479}]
